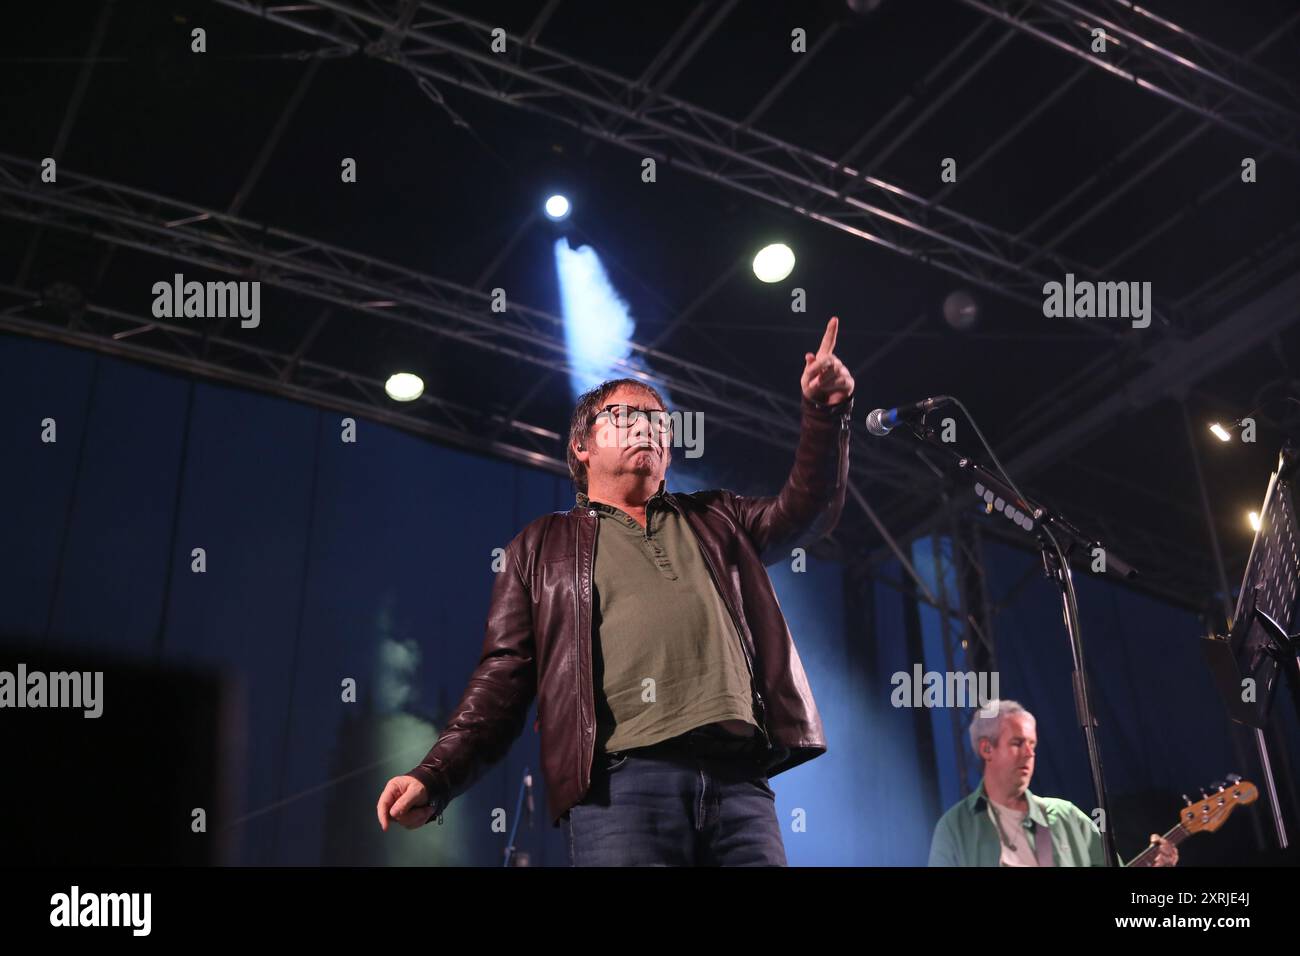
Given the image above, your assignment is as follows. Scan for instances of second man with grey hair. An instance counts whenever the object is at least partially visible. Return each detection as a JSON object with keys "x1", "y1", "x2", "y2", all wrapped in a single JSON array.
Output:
[{"x1": 929, "y1": 699, "x2": 1178, "y2": 867}]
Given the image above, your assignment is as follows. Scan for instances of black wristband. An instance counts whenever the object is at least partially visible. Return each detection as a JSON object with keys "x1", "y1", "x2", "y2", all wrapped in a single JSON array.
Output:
[{"x1": 805, "y1": 393, "x2": 854, "y2": 414}]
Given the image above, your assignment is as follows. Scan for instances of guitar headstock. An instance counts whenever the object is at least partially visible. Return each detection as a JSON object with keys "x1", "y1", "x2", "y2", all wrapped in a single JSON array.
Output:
[{"x1": 1180, "y1": 777, "x2": 1258, "y2": 835}]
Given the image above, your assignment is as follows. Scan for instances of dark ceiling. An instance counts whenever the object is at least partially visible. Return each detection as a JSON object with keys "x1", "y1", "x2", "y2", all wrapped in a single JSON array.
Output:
[{"x1": 2, "y1": 0, "x2": 1298, "y2": 614}]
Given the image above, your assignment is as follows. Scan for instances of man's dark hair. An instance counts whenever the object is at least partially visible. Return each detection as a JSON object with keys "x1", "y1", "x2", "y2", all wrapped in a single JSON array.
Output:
[{"x1": 567, "y1": 378, "x2": 670, "y2": 494}]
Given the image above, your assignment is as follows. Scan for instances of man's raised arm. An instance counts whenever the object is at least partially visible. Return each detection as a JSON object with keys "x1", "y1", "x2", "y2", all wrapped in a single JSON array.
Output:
[{"x1": 727, "y1": 316, "x2": 855, "y2": 565}]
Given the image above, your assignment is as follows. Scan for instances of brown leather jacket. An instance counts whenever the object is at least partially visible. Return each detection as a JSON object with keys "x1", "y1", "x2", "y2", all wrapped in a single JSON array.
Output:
[{"x1": 406, "y1": 394, "x2": 854, "y2": 826}]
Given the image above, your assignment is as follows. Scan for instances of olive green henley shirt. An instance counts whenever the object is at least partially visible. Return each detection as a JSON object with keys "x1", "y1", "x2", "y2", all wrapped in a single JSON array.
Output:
[{"x1": 576, "y1": 480, "x2": 761, "y2": 755}]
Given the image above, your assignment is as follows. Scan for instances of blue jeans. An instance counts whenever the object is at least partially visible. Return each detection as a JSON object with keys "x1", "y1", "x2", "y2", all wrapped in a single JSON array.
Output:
[{"x1": 564, "y1": 740, "x2": 787, "y2": 866}]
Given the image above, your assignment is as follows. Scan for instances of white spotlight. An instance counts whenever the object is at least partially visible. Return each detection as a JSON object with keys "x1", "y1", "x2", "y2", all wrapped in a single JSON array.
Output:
[
  {"x1": 544, "y1": 194, "x2": 571, "y2": 221},
  {"x1": 1248, "y1": 511, "x2": 1261, "y2": 532},
  {"x1": 1209, "y1": 422, "x2": 1233, "y2": 442},
  {"x1": 752, "y1": 243, "x2": 795, "y2": 283},
  {"x1": 555, "y1": 238, "x2": 637, "y2": 399},
  {"x1": 385, "y1": 372, "x2": 424, "y2": 402}
]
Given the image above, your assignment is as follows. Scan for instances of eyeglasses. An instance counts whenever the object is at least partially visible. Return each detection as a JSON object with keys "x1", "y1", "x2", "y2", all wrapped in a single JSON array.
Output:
[{"x1": 590, "y1": 403, "x2": 672, "y2": 434}]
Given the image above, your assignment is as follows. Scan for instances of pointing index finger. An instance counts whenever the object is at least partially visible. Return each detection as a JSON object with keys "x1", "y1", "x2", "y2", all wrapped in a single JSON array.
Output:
[{"x1": 817, "y1": 315, "x2": 839, "y2": 358}]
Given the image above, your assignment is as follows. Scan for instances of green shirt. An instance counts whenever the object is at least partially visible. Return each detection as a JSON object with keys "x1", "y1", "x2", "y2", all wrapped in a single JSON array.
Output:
[
  {"x1": 576, "y1": 480, "x2": 760, "y2": 755},
  {"x1": 928, "y1": 780, "x2": 1111, "y2": 867}
]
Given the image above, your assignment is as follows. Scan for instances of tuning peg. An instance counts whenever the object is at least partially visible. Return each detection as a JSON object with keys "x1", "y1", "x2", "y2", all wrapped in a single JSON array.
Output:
[
  {"x1": 1200, "y1": 788, "x2": 1209, "y2": 800},
  {"x1": 1211, "y1": 780, "x2": 1225, "y2": 792},
  {"x1": 1182, "y1": 793, "x2": 1193, "y2": 805},
  {"x1": 1226, "y1": 773, "x2": 1242, "y2": 784}
]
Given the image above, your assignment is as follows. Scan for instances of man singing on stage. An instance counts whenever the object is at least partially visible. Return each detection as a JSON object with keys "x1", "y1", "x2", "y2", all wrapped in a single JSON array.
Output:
[
  {"x1": 928, "y1": 700, "x2": 1178, "y2": 867},
  {"x1": 376, "y1": 316, "x2": 855, "y2": 865}
]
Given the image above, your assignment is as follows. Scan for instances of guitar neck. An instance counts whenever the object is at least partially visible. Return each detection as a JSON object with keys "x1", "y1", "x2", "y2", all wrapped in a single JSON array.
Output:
[{"x1": 1126, "y1": 824, "x2": 1189, "y2": 868}]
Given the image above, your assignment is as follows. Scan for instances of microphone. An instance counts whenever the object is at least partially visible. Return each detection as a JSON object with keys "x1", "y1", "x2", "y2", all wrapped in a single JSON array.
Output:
[{"x1": 865, "y1": 396, "x2": 952, "y2": 436}]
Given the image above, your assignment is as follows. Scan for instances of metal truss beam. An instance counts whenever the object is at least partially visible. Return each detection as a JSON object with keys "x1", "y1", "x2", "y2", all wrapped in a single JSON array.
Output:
[
  {"x1": 215, "y1": 0, "x2": 1133, "y2": 327},
  {"x1": 1004, "y1": 272, "x2": 1300, "y2": 477},
  {"x1": 0, "y1": 154, "x2": 933, "y2": 495},
  {"x1": 16, "y1": 0, "x2": 114, "y2": 290},
  {"x1": 956, "y1": 0, "x2": 1300, "y2": 160},
  {"x1": 743, "y1": 19, "x2": 841, "y2": 127},
  {"x1": 1015, "y1": 16, "x2": 1297, "y2": 285},
  {"x1": 0, "y1": 284, "x2": 570, "y2": 475},
  {"x1": 864, "y1": 270, "x2": 1300, "y2": 607}
]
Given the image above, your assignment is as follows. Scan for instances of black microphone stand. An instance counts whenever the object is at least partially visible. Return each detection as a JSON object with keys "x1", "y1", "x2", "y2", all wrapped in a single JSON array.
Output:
[{"x1": 904, "y1": 418, "x2": 1132, "y2": 867}]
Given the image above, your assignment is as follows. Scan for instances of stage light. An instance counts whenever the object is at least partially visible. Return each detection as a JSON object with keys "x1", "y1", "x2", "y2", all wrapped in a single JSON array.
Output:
[
  {"x1": 1248, "y1": 511, "x2": 1261, "y2": 532},
  {"x1": 555, "y1": 238, "x2": 635, "y2": 398},
  {"x1": 1209, "y1": 422, "x2": 1233, "y2": 442},
  {"x1": 385, "y1": 372, "x2": 424, "y2": 402},
  {"x1": 544, "y1": 194, "x2": 571, "y2": 221},
  {"x1": 943, "y1": 289, "x2": 979, "y2": 330},
  {"x1": 752, "y1": 243, "x2": 795, "y2": 283}
]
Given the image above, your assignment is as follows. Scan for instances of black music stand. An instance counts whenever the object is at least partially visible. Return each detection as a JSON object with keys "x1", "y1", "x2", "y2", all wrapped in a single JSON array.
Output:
[{"x1": 1202, "y1": 441, "x2": 1300, "y2": 847}]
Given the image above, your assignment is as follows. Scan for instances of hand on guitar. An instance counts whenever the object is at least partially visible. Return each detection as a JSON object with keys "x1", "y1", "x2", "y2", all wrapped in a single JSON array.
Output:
[
  {"x1": 1127, "y1": 777, "x2": 1255, "y2": 866},
  {"x1": 1147, "y1": 833, "x2": 1178, "y2": 867}
]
